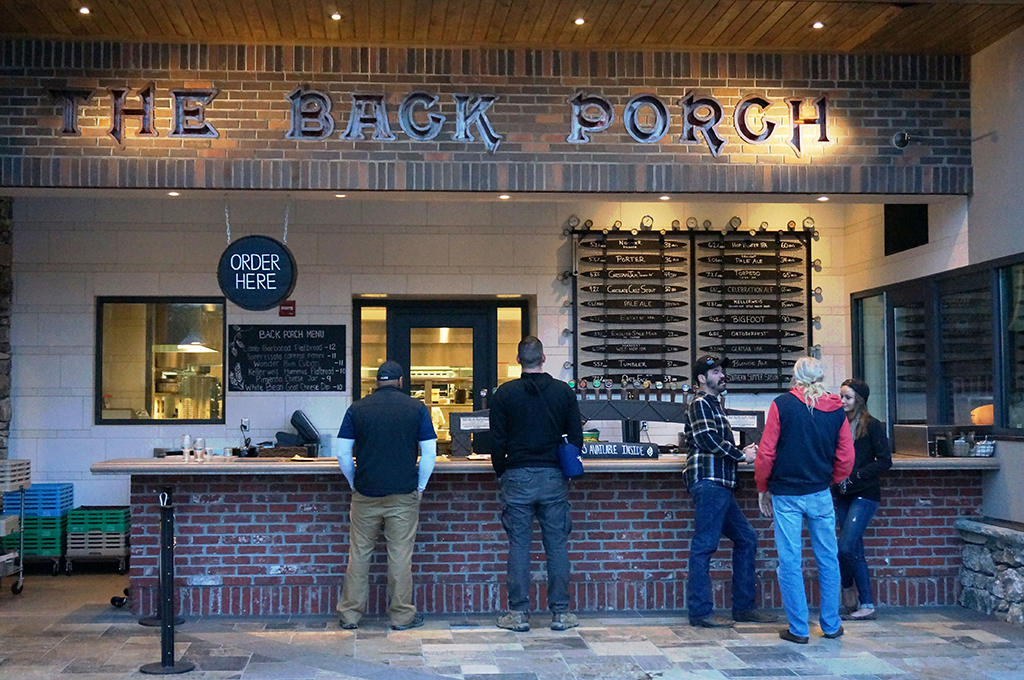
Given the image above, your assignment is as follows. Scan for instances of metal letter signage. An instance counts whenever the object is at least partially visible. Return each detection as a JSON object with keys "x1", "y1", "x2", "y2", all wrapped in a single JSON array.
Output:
[
  {"x1": 452, "y1": 94, "x2": 502, "y2": 153},
  {"x1": 787, "y1": 96, "x2": 830, "y2": 158},
  {"x1": 217, "y1": 235, "x2": 298, "y2": 311},
  {"x1": 341, "y1": 94, "x2": 397, "y2": 141},
  {"x1": 399, "y1": 92, "x2": 445, "y2": 141},
  {"x1": 734, "y1": 95, "x2": 777, "y2": 145},
  {"x1": 50, "y1": 89, "x2": 94, "y2": 136},
  {"x1": 567, "y1": 92, "x2": 615, "y2": 143},
  {"x1": 286, "y1": 87, "x2": 335, "y2": 140},
  {"x1": 624, "y1": 94, "x2": 670, "y2": 144},
  {"x1": 107, "y1": 82, "x2": 157, "y2": 147},
  {"x1": 169, "y1": 89, "x2": 220, "y2": 138},
  {"x1": 680, "y1": 92, "x2": 726, "y2": 157}
]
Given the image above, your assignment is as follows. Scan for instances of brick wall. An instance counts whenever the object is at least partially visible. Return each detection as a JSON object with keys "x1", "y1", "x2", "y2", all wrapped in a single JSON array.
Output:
[
  {"x1": 129, "y1": 468, "x2": 982, "y2": 616},
  {"x1": 0, "y1": 40, "x2": 970, "y2": 194}
]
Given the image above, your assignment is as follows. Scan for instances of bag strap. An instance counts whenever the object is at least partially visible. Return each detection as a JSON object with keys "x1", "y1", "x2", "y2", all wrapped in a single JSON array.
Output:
[{"x1": 526, "y1": 378, "x2": 569, "y2": 444}]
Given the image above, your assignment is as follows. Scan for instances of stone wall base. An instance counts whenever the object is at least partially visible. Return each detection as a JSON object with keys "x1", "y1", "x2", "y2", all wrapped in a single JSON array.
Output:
[{"x1": 956, "y1": 518, "x2": 1024, "y2": 627}]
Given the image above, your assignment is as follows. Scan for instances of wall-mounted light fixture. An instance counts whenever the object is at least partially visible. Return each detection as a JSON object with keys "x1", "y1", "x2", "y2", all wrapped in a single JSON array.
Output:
[{"x1": 892, "y1": 131, "x2": 913, "y2": 149}]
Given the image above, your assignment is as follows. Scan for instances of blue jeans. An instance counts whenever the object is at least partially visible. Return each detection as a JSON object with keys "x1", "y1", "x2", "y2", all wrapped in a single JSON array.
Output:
[
  {"x1": 835, "y1": 495, "x2": 879, "y2": 608},
  {"x1": 772, "y1": 489, "x2": 842, "y2": 637},
  {"x1": 499, "y1": 467, "x2": 572, "y2": 613},
  {"x1": 687, "y1": 479, "x2": 757, "y2": 620}
]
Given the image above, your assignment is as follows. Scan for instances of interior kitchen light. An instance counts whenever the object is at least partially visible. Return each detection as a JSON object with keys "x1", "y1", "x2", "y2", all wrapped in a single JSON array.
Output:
[
  {"x1": 167, "y1": 191, "x2": 179, "y2": 196},
  {"x1": 439, "y1": 327, "x2": 450, "y2": 344},
  {"x1": 574, "y1": 18, "x2": 585, "y2": 25},
  {"x1": 331, "y1": 12, "x2": 341, "y2": 20},
  {"x1": 659, "y1": 195, "x2": 670, "y2": 201},
  {"x1": 817, "y1": 195, "x2": 830, "y2": 202},
  {"x1": 499, "y1": 194, "x2": 510, "y2": 200},
  {"x1": 361, "y1": 293, "x2": 388, "y2": 298},
  {"x1": 334, "y1": 193, "x2": 346, "y2": 198},
  {"x1": 812, "y1": 21, "x2": 824, "y2": 29},
  {"x1": 79, "y1": 7, "x2": 90, "y2": 14}
]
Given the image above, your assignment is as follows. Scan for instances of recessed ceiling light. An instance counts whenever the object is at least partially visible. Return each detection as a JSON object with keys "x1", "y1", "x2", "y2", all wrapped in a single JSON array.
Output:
[
  {"x1": 79, "y1": 7, "x2": 90, "y2": 15},
  {"x1": 659, "y1": 195, "x2": 670, "y2": 201},
  {"x1": 574, "y1": 18, "x2": 585, "y2": 26},
  {"x1": 331, "y1": 12, "x2": 342, "y2": 20},
  {"x1": 812, "y1": 21, "x2": 824, "y2": 29},
  {"x1": 167, "y1": 191, "x2": 179, "y2": 197},
  {"x1": 817, "y1": 196, "x2": 829, "y2": 202},
  {"x1": 334, "y1": 193, "x2": 346, "y2": 198},
  {"x1": 499, "y1": 194, "x2": 510, "y2": 200}
]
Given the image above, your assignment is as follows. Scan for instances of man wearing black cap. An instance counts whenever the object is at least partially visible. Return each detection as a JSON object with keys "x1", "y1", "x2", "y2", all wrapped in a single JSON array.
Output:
[
  {"x1": 684, "y1": 354, "x2": 776, "y2": 628},
  {"x1": 336, "y1": 360, "x2": 437, "y2": 631}
]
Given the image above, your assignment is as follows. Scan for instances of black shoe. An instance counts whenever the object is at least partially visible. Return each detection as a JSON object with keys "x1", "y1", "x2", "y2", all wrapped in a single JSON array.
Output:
[
  {"x1": 823, "y1": 625, "x2": 845, "y2": 639},
  {"x1": 339, "y1": 620, "x2": 358, "y2": 630},
  {"x1": 733, "y1": 609, "x2": 778, "y2": 623},
  {"x1": 390, "y1": 613, "x2": 425, "y2": 631},
  {"x1": 690, "y1": 613, "x2": 735, "y2": 628},
  {"x1": 779, "y1": 628, "x2": 809, "y2": 644}
]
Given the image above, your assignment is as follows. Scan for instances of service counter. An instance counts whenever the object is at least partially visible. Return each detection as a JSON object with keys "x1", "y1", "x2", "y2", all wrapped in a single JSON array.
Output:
[{"x1": 92, "y1": 454, "x2": 999, "y2": 617}]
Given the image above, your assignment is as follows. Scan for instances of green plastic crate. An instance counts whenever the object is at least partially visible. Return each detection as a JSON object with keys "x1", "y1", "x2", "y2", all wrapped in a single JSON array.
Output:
[
  {"x1": 2, "y1": 531, "x2": 65, "y2": 556},
  {"x1": 67, "y1": 506, "x2": 129, "y2": 534}
]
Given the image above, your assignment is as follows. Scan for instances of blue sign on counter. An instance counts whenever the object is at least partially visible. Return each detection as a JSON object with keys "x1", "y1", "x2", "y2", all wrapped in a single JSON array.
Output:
[{"x1": 218, "y1": 235, "x2": 297, "y2": 311}]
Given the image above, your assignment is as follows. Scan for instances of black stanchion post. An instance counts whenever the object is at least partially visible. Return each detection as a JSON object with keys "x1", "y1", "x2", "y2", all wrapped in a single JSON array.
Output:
[{"x1": 140, "y1": 489, "x2": 194, "y2": 675}]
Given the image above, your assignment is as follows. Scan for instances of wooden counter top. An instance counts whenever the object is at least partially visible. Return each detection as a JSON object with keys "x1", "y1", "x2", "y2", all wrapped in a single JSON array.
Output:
[{"x1": 90, "y1": 453, "x2": 1000, "y2": 476}]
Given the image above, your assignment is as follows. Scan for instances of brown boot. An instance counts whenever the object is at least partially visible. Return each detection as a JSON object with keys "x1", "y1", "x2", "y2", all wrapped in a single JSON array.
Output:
[{"x1": 841, "y1": 586, "x2": 858, "y2": 614}]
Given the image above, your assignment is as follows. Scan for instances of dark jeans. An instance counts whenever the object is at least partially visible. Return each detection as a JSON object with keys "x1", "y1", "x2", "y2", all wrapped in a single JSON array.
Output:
[
  {"x1": 687, "y1": 479, "x2": 758, "y2": 620},
  {"x1": 499, "y1": 467, "x2": 572, "y2": 613},
  {"x1": 834, "y1": 494, "x2": 879, "y2": 607}
]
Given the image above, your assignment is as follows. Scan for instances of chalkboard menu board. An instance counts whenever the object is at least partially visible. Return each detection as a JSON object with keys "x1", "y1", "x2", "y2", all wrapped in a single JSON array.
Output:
[{"x1": 228, "y1": 325, "x2": 346, "y2": 392}]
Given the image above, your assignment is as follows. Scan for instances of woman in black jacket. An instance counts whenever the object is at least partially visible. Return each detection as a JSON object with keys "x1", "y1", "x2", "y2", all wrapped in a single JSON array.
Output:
[{"x1": 836, "y1": 378, "x2": 892, "y2": 621}]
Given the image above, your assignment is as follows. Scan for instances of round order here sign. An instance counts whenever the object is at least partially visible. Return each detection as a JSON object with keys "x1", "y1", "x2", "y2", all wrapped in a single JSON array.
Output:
[{"x1": 217, "y1": 235, "x2": 297, "y2": 311}]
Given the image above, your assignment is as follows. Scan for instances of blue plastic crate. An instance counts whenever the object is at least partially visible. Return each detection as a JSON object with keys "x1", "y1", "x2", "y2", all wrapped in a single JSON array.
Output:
[{"x1": 3, "y1": 483, "x2": 74, "y2": 517}]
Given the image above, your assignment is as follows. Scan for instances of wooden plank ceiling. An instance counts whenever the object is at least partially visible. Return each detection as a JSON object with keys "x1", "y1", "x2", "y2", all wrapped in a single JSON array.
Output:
[{"x1": 3, "y1": 0, "x2": 1024, "y2": 54}]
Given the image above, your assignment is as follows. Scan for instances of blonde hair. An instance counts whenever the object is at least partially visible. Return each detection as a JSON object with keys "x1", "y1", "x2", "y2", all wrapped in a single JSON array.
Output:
[{"x1": 792, "y1": 356, "x2": 827, "y2": 410}]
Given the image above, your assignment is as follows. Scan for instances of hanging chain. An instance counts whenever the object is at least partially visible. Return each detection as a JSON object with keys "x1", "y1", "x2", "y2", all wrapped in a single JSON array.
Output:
[
  {"x1": 224, "y1": 200, "x2": 231, "y2": 244},
  {"x1": 282, "y1": 201, "x2": 290, "y2": 244}
]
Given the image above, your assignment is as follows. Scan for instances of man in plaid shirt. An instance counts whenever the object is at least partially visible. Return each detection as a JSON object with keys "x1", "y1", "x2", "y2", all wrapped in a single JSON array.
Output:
[{"x1": 684, "y1": 354, "x2": 777, "y2": 628}]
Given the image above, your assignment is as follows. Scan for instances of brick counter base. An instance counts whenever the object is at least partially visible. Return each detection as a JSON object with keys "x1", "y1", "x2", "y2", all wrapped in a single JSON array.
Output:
[{"x1": 129, "y1": 470, "x2": 981, "y2": 617}]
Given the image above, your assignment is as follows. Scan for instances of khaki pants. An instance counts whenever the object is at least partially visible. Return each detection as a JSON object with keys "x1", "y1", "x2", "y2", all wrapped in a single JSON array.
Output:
[{"x1": 337, "y1": 490, "x2": 420, "y2": 627}]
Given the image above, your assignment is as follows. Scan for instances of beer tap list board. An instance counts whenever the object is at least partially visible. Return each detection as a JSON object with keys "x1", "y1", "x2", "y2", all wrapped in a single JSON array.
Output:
[{"x1": 572, "y1": 226, "x2": 814, "y2": 393}]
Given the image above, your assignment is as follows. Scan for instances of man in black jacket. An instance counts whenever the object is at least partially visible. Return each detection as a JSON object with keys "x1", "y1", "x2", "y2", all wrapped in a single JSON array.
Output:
[{"x1": 489, "y1": 336, "x2": 584, "y2": 632}]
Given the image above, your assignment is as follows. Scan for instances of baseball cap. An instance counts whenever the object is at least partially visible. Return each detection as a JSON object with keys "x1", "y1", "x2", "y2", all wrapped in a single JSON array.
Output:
[
  {"x1": 376, "y1": 360, "x2": 404, "y2": 381},
  {"x1": 693, "y1": 354, "x2": 731, "y2": 382}
]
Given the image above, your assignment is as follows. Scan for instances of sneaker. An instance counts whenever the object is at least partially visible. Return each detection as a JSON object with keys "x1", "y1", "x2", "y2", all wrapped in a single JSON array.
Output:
[
  {"x1": 339, "y1": 620, "x2": 358, "y2": 630},
  {"x1": 733, "y1": 609, "x2": 778, "y2": 624},
  {"x1": 779, "y1": 628, "x2": 809, "y2": 644},
  {"x1": 390, "y1": 613, "x2": 425, "y2": 631},
  {"x1": 551, "y1": 612, "x2": 579, "y2": 631},
  {"x1": 496, "y1": 610, "x2": 530, "y2": 632},
  {"x1": 690, "y1": 613, "x2": 735, "y2": 628},
  {"x1": 823, "y1": 625, "x2": 845, "y2": 639},
  {"x1": 843, "y1": 607, "x2": 876, "y2": 621}
]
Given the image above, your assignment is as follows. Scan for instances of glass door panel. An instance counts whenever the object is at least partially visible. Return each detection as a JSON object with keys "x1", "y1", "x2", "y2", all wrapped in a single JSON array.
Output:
[
  {"x1": 409, "y1": 327, "x2": 475, "y2": 442},
  {"x1": 497, "y1": 307, "x2": 524, "y2": 388},
  {"x1": 359, "y1": 307, "x2": 387, "y2": 397},
  {"x1": 894, "y1": 302, "x2": 927, "y2": 423},
  {"x1": 856, "y1": 294, "x2": 888, "y2": 422}
]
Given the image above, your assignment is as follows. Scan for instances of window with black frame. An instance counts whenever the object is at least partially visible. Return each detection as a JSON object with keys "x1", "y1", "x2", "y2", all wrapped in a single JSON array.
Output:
[
  {"x1": 95, "y1": 297, "x2": 225, "y2": 424},
  {"x1": 1004, "y1": 264, "x2": 1024, "y2": 428},
  {"x1": 939, "y1": 287, "x2": 992, "y2": 426}
]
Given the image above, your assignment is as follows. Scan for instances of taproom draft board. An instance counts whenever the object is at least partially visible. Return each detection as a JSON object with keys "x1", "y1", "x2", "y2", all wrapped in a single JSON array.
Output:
[{"x1": 571, "y1": 226, "x2": 813, "y2": 392}]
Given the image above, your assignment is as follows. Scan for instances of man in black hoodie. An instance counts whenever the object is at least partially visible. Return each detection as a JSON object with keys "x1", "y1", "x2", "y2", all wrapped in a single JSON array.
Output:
[{"x1": 490, "y1": 336, "x2": 584, "y2": 632}]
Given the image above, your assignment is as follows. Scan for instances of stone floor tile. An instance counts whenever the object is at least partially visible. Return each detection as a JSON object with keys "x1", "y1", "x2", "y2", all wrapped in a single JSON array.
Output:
[
  {"x1": 241, "y1": 661, "x2": 319, "y2": 679},
  {"x1": 587, "y1": 640, "x2": 663, "y2": 657}
]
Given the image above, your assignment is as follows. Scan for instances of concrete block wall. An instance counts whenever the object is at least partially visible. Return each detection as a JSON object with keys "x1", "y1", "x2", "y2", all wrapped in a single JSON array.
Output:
[{"x1": 9, "y1": 194, "x2": 866, "y2": 505}]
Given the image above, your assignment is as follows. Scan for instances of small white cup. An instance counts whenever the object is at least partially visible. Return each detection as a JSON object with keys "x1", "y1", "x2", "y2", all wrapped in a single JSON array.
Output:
[{"x1": 204, "y1": 447, "x2": 215, "y2": 462}]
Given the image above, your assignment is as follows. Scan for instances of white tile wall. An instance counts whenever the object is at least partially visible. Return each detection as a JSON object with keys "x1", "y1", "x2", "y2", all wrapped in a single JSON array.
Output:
[{"x1": 8, "y1": 194, "x2": 970, "y2": 504}]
